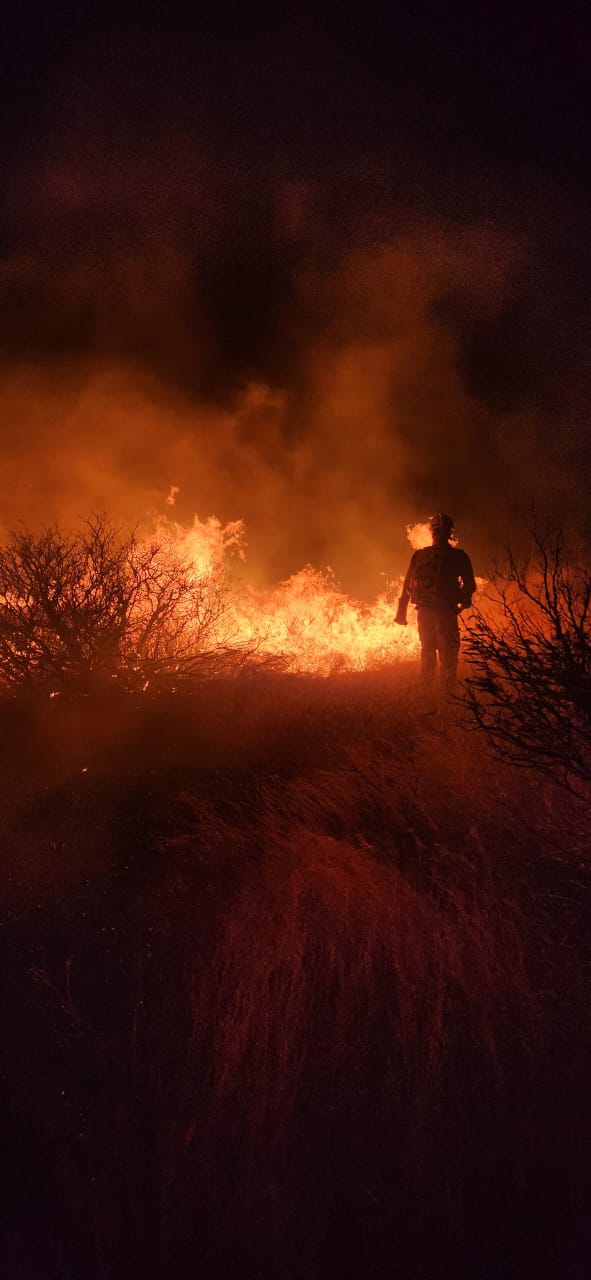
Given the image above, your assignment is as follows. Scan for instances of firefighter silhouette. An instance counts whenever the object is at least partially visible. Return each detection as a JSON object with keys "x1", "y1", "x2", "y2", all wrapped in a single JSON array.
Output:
[{"x1": 395, "y1": 513, "x2": 476, "y2": 695}]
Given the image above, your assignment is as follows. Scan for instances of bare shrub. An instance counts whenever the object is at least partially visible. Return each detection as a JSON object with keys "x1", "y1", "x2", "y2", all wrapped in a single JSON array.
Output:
[
  {"x1": 0, "y1": 515, "x2": 260, "y2": 693},
  {"x1": 460, "y1": 518, "x2": 591, "y2": 792}
]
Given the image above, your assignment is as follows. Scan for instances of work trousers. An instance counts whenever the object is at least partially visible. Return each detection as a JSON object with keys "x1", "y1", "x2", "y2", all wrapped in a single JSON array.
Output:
[{"x1": 416, "y1": 605, "x2": 460, "y2": 694}]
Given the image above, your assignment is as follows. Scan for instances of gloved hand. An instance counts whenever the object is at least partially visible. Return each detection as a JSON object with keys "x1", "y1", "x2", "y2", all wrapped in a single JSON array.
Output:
[{"x1": 394, "y1": 606, "x2": 407, "y2": 626}]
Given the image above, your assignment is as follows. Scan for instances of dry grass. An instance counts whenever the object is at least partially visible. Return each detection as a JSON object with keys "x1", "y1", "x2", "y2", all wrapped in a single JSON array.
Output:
[{"x1": 2, "y1": 668, "x2": 591, "y2": 1277}]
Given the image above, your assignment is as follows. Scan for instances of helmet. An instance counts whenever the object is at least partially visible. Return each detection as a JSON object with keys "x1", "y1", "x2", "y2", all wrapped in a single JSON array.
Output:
[{"x1": 429, "y1": 512, "x2": 454, "y2": 538}]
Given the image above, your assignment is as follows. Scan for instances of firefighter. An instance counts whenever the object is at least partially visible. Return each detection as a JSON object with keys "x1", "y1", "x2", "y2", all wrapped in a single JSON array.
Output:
[{"x1": 394, "y1": 513, "x2": 476, "y2": 695}]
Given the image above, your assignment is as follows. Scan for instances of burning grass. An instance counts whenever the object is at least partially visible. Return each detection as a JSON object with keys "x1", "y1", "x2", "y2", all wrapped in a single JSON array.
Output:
[
  {"x1": 2, "y1": 669, "x2": 591, "y2": 1277},
  {"x1": 0, "y1": 514, "x2": 420, "y2": 696}
]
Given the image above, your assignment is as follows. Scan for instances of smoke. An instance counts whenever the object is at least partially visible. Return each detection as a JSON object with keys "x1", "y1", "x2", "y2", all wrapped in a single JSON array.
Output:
[{"x1": 1, "y1": 31, "x2": 589, "y2": 594}]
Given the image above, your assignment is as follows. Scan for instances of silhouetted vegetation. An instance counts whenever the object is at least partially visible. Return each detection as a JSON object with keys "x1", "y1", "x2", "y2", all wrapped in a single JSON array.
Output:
[
  {"x1": 0, "y1": 515, "x2": 261, "y2": 694},
  {"x1": 462, "y1": 518, "x2": 591, "y2": 792}
]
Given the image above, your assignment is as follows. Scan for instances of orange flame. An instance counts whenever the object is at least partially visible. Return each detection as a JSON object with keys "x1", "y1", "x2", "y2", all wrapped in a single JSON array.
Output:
[
  {"x1": 406, "y1": 521, "x2": 432, "y2": 551},
  {"x1": 143, "y1": 510, "x2": 420, "y2": 674}
]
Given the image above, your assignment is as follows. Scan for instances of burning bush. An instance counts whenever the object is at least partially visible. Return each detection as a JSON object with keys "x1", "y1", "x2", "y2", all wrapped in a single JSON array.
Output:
[
  {"x1": 461, "y1": 519, "x2": 591, "y2": 791},
  {"x1": 0, "y1": 515, "x2": 256, "y2": 693}
]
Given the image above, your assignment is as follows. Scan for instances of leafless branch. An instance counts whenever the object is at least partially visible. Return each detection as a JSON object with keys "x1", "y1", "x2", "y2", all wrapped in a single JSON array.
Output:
[
  {"x1": 0, "y1": 515, "x2": 264, "y2": 693},
  {"x1": 459, "y1": 516, "x2": 591, "y2": 794}
]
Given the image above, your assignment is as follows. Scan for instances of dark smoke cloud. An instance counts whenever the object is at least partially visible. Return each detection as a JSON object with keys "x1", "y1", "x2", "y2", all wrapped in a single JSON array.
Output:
[{"x1": 1, "y1": 18, "x2": 590, "y2": 593}]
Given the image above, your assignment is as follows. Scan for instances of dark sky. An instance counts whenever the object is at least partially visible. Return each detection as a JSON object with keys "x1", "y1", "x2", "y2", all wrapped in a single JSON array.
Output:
[{"x1": 0, "y1": 1, "x2": 590, "y2": 590}]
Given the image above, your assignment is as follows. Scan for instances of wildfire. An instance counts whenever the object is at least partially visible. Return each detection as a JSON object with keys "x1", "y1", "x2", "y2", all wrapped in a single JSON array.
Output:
[{"x1": 146, "y1": 511, "x2": 422, "y2": 675}]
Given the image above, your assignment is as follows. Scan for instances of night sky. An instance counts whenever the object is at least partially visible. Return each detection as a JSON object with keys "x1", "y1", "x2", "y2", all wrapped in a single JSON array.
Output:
[{"x1": 1, "y1": 1, "x2": 589, "y2": 592}]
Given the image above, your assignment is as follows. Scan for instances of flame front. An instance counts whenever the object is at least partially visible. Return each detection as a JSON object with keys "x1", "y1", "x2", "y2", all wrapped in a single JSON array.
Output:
[
  {"x1": 146, "y1": 513, "x2": 421, "y2": 675},
  {"x1": 232, "y1": 567, "x2": 420, "y2": 674}
]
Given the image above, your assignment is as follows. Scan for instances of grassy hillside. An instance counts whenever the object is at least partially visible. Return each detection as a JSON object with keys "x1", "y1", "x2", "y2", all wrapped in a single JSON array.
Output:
[{"x1": 2, "y1": 668, "x2": 591, "y2": 1278}]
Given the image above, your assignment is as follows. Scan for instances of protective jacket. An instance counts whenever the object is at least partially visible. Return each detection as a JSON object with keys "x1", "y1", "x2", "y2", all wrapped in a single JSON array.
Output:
[{"x1": 396, "y1": 544, "x2": 476, "y2": 620}]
